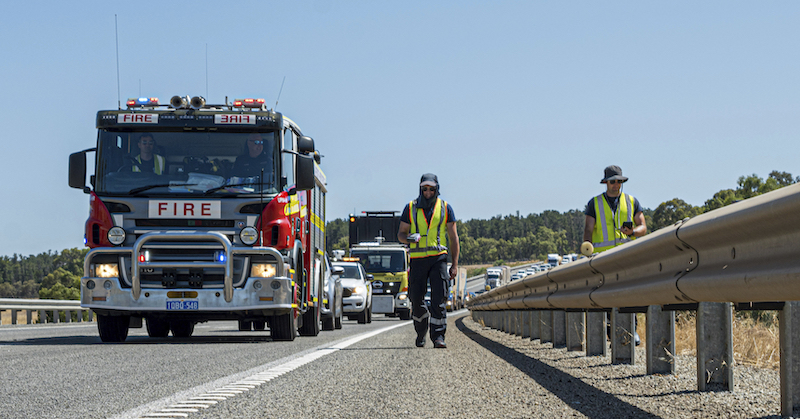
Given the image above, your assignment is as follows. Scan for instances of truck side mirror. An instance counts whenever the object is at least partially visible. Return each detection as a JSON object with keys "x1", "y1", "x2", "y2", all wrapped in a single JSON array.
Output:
[
  {"x1": 69, "y1": 151, "x2": 87, "y2": 191},
  {"x1": 297, "y1": 136, "x2": 314, "y2": 154},
  {"x1": 295, "y1": 153, "x2": 315, "y2": 191}
]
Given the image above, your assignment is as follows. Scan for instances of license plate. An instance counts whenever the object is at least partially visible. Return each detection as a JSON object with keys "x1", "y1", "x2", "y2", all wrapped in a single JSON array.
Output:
[{"x1": 166, "y1": 301, "x2": 198, "y2": 310}]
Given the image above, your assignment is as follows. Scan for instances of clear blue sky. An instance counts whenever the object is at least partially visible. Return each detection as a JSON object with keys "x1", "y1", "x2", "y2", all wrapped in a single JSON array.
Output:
[{"x1": 1, "y1": 1, "x2": 798, "y2": 257}]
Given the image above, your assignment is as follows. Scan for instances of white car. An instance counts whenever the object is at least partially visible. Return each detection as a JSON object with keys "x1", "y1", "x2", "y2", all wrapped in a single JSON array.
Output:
[
  {"x1": 333, "y1": 261, "x2": 373, "y2": 324},
  {"x1": 321, "y1": 255, "x2": 344, "y2": 331}
]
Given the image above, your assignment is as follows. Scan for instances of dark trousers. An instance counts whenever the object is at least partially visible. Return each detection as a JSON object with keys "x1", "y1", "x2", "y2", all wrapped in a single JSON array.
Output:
[{"x1": 408, "y1": 254, "x2": 449, "y2": 341}]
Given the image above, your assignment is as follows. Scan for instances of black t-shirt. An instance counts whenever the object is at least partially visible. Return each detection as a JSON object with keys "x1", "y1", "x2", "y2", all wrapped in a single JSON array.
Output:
[
  {"x1": 231, "y1": 153, "x2": 271, "y2": 179},
  {"x1": 400, "y1": 199, "x2": 456, "y2": 225},
  {"x1": 584, "y1": 193, "x2": 642, "y2": 219}
]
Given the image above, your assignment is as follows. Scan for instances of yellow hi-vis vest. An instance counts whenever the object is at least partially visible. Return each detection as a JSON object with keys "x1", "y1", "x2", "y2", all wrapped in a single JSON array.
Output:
[
  {"x1": 132, "y1": 154, "x2": 165, "y2": 175},
  {"x1": 591, "y1": 192, "x2": 636, "y2": 253},
  {"x1": 408, "y1": 198, "x2": 449, "y2": 259}
]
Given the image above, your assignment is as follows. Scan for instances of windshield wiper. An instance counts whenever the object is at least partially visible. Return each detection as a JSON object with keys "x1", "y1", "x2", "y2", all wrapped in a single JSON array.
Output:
[
  {"x1": 129, "y1": 184, "x2": 198, "y2": 195},
  {"x1": 204, "y1": 183, "x2": 269, "y2": 195}
]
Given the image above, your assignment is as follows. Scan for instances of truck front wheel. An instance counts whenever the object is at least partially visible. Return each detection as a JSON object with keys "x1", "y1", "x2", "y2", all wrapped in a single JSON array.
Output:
[
  {"x1": 399, "y1": 309, "x2": 411, "y2": 320},
  {"x1": 98, "y1": 315, "x2": 129, "y2": 343},
  {"x1": 271, "y1": 313, "x2": 296, "y2": 341}
]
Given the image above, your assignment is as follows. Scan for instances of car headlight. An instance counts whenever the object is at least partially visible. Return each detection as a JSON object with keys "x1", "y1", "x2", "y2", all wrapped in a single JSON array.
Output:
[
  {"x1": 398, "y1": 293, "x2": 408, "y2": 300},
  {"x1": 107, "y1": 227, "x2": 126, "y2": 246},
  {"x1": 240, "y1": 226, "x2": 259, "y2": 245},
  {"x1": 354, "y1": 286, "x2": 364, "y2": 294},
  {"x1": 95, "y1": 263, "x2": 119, "y2": 278},
  {"x1": 251, "y1": 263, "x2": 277, "y2": 278}
]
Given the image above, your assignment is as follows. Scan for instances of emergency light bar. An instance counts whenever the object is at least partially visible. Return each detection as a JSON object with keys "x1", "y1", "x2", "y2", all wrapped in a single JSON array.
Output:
[
  {"x1": 233, "y1": 98, "x2": 266, "y2": 108},
  {"x1": 126, "y1": 97, "x2": 159, "y2": 108}
]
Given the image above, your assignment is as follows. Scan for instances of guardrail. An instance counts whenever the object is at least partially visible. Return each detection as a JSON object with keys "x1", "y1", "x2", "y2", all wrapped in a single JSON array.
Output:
[
  {"x1": 467, "y1": 182, "x2": 800, "y2": 417},
  {"x1": 0, "y1": 298, "x2": 93, "y2": 325}
]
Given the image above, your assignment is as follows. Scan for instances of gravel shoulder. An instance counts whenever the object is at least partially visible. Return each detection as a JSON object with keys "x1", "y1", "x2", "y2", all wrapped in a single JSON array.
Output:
[{"x1": 197, "y1": 312, "x2": 788, "y2": 419}]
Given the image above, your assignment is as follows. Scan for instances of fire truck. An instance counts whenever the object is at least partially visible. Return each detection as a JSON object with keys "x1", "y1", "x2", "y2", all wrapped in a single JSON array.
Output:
[
  {"x1": 347, "y1": 211, "x2": 411, "y2": 320},
  {"x1": 68, "y1": 95, "x2": 326, "y2": 342}
]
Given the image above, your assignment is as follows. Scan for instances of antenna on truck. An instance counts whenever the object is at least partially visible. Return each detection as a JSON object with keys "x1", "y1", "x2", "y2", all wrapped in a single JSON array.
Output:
[
  {"x1": 115, "y1": 14, "x2": 121, "y2": 110},
  {"x1": 274, "y1": 76, "x2": 286, "y2": 111}
]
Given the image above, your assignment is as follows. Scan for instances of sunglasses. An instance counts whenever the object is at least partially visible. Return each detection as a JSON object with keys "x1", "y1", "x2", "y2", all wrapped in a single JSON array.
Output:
[
  {"x1": 421, "y1": 186, "x2": 436, "y2": 192},
  {"x1": 607, "y1": 180, "x2": 624, "y2": 185}
]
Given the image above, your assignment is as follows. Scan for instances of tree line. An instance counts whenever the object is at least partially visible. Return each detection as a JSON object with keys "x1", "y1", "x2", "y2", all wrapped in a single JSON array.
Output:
[{"x1": 0, "y1": 170, "x2": 794, "y2": 299}]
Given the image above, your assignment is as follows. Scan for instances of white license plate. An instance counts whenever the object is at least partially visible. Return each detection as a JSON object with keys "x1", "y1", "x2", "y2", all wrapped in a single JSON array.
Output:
[{"x1": 166, "y1": 301, "x2": 199, "y2": 310}]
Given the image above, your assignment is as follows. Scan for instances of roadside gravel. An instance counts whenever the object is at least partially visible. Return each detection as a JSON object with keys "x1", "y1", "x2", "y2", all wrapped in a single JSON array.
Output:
[{"x1": 198, "y1": 312, "x2": 789, "y2": 418}]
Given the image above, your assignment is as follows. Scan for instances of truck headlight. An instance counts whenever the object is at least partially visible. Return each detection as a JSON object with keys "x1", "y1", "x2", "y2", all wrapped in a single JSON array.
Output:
[
  {"x1": 397, "y1": 293, "x2": 408, "y2": 300},
  {"x1": 107, "y1": 227, "x2": 126, "y2": 246},
  {"x1": 251, "y1": 263, "x2": 276, "y2": 278},
  {"x1": 95, "y1": 264, "x2": 119, "y2": 278},
  {"x1": 354, "y1": 286, "x2": 364, "y2": 294},
  {"x1": 240, "y1": 226, "x2": 258, "y2": 245}
]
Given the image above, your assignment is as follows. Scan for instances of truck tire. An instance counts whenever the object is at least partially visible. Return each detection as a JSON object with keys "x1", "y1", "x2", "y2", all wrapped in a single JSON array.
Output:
[
  {"x1": 170, "y1": 320, "x2": 194, "y2": 338},
  {"x1": 299, "y1": 270, "x2": 321, "y2": 336},
  {"x1": 322, "y1": 315, "x2": 334, "y2": 331},
  {"x1": 146, "y1": 318, "x2": 170, "y2": 338},
  {"x1": 357, "y1": 308, "x2": 368, "y2": 324},
  {"x1": 271, "y1": 313, "x2": 296, "y2": 341},
  {"x1": 367, "y1": 305, "x2": 372, "y2": 323},
  {"x1": 334, "y1": 296, "x2": 343, "y2": 329},
  {"x1": 97, "y1": 315, "x2": 129, "y2": 343},
  {"x1": 253, "y1": 320, "x2": 266, "y2": 331},
  {"x1": 399, "y1": 309, "x2": 411, "y2": 320}
]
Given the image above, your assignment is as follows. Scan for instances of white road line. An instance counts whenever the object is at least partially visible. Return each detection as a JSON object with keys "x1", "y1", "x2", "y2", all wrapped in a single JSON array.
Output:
[{"x1": 112, "y1": 321, "x2": 410, "y2": 419}]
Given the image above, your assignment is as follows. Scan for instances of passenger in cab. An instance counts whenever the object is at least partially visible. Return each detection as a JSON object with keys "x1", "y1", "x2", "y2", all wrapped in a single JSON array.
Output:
[
  {"x1": 231, "y1": 133, "x2": 273, "y2": 180},
  {"x1": 132, "y1": 133, "x2": 166, "y2": 175}
]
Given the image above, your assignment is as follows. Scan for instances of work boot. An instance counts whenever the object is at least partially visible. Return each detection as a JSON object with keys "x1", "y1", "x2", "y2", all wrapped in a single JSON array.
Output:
[
  {"x1": 433, "y1": 337, "x2": 446, "y2": 348},
  {"x1": 415, "y1": 330, "x2": 426, "y2": 347}
]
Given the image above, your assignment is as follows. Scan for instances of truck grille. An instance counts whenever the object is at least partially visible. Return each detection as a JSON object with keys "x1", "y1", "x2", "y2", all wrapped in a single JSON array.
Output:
[{"x1": 136, "y1": 243, "x2": 247, "y2": 289}]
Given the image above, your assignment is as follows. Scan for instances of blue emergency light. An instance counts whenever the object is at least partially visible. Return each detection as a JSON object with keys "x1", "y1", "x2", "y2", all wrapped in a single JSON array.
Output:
[{"x1": 126, "y1": 97, "x2": 159, "y2": 108}]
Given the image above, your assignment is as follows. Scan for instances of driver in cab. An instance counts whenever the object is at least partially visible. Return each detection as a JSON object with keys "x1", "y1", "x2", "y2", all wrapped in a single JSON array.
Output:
[
  {"x1": 132, "y1": 133, "x2": 166, "y2": 175},
  {"x1": 231, "y1": 133, "x2": 273, "y2": 179}
]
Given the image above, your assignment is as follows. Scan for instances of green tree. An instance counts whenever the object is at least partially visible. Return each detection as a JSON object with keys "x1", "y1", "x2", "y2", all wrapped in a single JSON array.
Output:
[{"x1": 650, "y1": 198, "x2": 700, "y2": 232}]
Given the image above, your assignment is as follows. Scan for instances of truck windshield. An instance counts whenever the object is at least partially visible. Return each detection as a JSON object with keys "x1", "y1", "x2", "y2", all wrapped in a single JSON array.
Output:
[
  {"x1": 350, "y1": 249, "x2": 407, "y2": 273},
  {"x1": 95, "y1": 130, "x2": 279, "y2": 196}
]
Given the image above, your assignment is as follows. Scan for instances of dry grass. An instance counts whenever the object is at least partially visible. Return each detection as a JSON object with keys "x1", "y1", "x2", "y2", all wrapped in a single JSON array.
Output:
[
  {"x1": 0, "y1": 309, "x2": 40, "y2": 325},
  {"x1": 636, "y1": 311, "x2": 780, "y2": 370}
]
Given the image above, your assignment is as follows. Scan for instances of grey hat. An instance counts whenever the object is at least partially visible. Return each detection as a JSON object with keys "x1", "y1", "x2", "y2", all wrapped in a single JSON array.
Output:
[
  {"x1": 600, "y1": 165, "x2": 628, "y2": 183},
  {"x1": 420, "y1": 173, "x2": 439, "y2": 187}
]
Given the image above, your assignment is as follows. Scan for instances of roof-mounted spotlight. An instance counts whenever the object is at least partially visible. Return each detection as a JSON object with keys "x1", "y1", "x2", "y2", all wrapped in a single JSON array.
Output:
[
  {"x1": 170, "y1": 95, "x2": 188, "y2": 109},
  {"x1": 190, "y1": 96, "x2": 206, "y2": 109}
]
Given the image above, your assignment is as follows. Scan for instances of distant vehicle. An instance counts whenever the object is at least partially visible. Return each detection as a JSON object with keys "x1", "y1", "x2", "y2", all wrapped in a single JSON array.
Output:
[
  {"x1": 321, "y1": 255, "x2": 344, "y2": 331},
  {"x1": 547, "y1": 254, "x2": 562, "y2": 268},
  {"x1": 537, "y1": 265, "x2": 548, "y2": 272},
  {"x1": 333, "y1": 261, "x2": 373, "y2": 324},
  {"x1": 485, "y1": 266, "x2": 510, "y2": 290},
  {"x1": 526, "y1": 268, "x2": 537, "y2": 276}
]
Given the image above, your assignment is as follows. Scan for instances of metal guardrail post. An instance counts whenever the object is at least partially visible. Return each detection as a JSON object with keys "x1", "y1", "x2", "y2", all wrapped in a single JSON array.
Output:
[
  {"x1": 611, "y1": 309, "x2": 635, "y2": 364},
  {"x1": 514, "y1": 311, "x2": 522, "y2": 336},
  {"x1": 646, "y1": 305, "x2": 675, "y2": 375},
  {"x1": 540, "y1": 310, "x2": 552, "y2": 344},
  {"x1": 65, "y1": 310, "x2": 71, "y2": 323},
  {"x1": 521, "y1": 311, "x2": 530, "y2": 338},
  {"x1": 697, "y1": 302, "x2": 733, "y2": 391},
  {"x1": 586, "y1": 311, "x2": 607, "y2": 356},
  {"x1": 11, "y1": 310, "x2": 17, "y2": 325},
  {"x1": 52, "y1": 310, "x2": 58, "y2": 324},
  {"x1": 567, "y1": 311, "x2": 585, "y2": 352},
  {"x1": 780, "y1": 301, "x2": 800, "y2": 417},
  {"x1": 26, "y1": 310, "x2": 32, "y2": 325},
  {"x1": 552, "y1": 310, "x2": 566, "y2": 348},
  {"x1": 530, "y1": 311, "x2": 540, "y2": 341},
  {"x1": 39, "y1": 310, "x2": 45, "y2": 324}
]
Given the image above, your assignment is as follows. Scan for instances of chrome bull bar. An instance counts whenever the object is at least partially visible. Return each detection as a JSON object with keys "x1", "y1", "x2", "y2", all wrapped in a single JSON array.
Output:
[{"x1": 84, "y1": 231, "x2": 285, "y2": 304}]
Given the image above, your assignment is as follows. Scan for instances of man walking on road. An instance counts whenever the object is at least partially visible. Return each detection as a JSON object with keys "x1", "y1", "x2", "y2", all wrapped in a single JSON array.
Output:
[{"x1": 398, "y1": 173, "x2": 459, "y2": 349}]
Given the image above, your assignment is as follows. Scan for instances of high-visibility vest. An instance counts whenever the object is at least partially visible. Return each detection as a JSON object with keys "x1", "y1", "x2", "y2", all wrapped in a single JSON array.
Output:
[
  {"x1": 132, "y1": 154, "x2": 165, "y2": 175},
  {"x1": 591, "y1": 192, "x2": 636, "y2": 253},
  {"x1": 408, "y1": 198, "x2": 449, "y2": 259}
]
